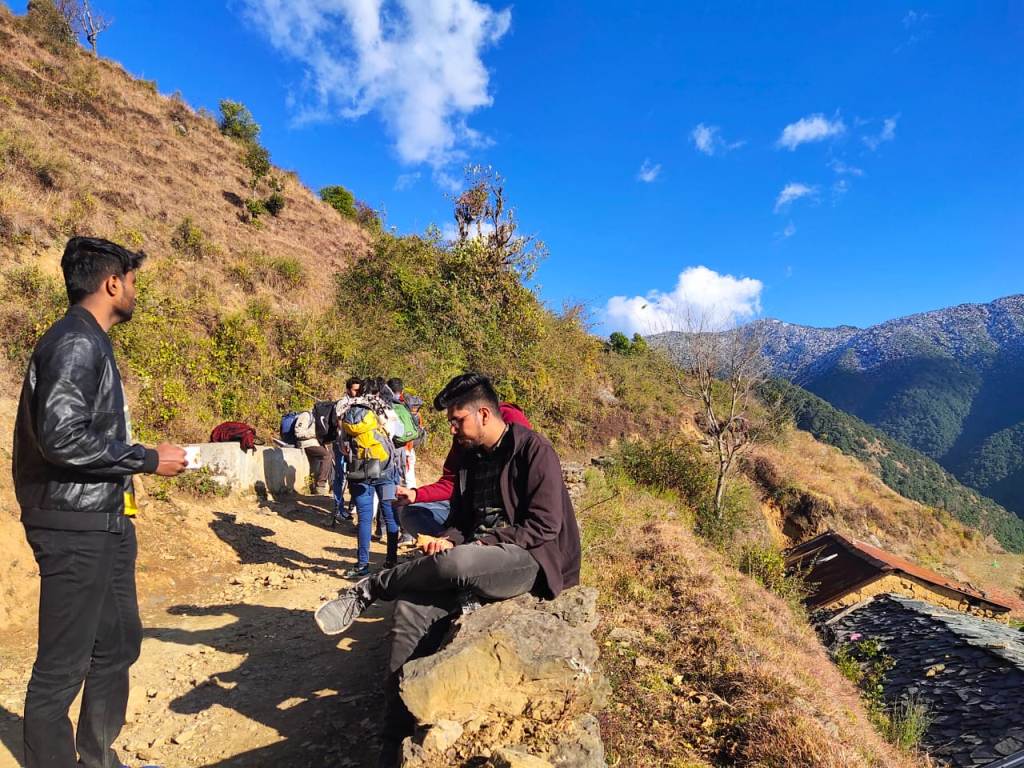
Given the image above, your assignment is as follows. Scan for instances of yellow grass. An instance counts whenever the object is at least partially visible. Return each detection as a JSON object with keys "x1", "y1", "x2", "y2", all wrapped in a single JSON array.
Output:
[{"x1": 578, "y1": 473, "x2": 927, "y2": 767}]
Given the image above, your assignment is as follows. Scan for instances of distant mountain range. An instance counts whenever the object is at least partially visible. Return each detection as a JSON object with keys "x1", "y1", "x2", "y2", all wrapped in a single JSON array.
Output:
[{"x1": 653, "y1": 295, "x2": 1024, "y2": 519}]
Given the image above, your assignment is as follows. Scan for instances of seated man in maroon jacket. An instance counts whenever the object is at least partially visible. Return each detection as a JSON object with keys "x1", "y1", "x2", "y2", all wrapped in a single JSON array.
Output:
[
  {"x1": 393, "y1": 400, "x2": 532, "y2": 538},
  {"x1": 314, "y1": 372, "x2": 581, "y2": 765}
]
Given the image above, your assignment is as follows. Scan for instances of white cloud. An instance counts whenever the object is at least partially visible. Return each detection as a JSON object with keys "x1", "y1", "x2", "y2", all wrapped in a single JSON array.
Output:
[
  {"x1": 781, "y1": 222, "x2": 796, "y2": 239},
  {"x1": 440, "y1": 219, "x2": 495, "y2": 241},
  {"x1": 829, "y1": 159, "x2": 864, "y2": 176},
  {"x1": 776, "y1": 113, "x2": 846, "y2": 150},
  {"x1": 239, "y1": 0, "x2": 511, "y2": 169},
  {"x1": 605, "y1": 265, "x2": 763, "y2": 334},
  {"x1": 692, "y1": 123, "x2": 716, "y2": 154},
  {"x1": 394, "y1": 171, "x2": 421, "y2": 191},
  {"x1": 903, "y1": 10, "x2": 931, "y2": 28},
  {"x1": 832, "y1": 178, "x2": 850, "y2": 201},
  {"x1": 637, "y1": 159, "x2": 662, "y2": 183},
  {"x1": 863, "y1": 115, "x2": 898, "y2": 150},
  {"x1": 774, "y1": 182, "x2": 817, "y2": 213},
  {"x1": 690, "y1": 123, "x2": 745, "y2": 156}
]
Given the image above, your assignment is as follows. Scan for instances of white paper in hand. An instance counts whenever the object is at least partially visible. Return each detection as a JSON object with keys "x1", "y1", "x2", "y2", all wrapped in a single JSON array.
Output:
[{"x1": 184, "y1": 446, "x2": 202, "y2": 470}]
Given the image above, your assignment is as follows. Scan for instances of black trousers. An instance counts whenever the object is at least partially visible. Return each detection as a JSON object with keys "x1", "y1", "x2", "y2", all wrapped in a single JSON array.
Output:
[
  {"x1": 374, "y1": 543, "x2": 539, "y2": 767},
  {"x1": 373, "y1": 542, "x2": 540, "y2": 674},
  {"x1": 23, "y1": 521, "x2": 143, "y2": 768}
]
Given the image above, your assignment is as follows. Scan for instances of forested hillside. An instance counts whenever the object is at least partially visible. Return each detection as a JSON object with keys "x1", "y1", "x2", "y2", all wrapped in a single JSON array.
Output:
[
  {"x1": 764, "y1": 379, "x2": 1024, "y2": 552},
  {"x1": 653, "y1": 298, "x2": 1024, "y2": 520}
]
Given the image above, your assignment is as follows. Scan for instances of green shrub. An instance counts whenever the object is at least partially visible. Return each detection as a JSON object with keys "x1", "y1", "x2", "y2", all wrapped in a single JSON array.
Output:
[
  {"x1": 242, "y1": 143, "x2": 270, "y2": 190},
  {"x1": 21, "y1": 0, "x2": 76, "y2": 52},
  {"x1": 607, "y1": 331, "x2": 648, "y2": 355},
  {"x1": 244, "y1": 198, "x2": 266, "y2": 221},
  {"x1": 320, "y1": 185, "x2": 356, "y2": 218},
  {"x1": 264, "y1": 191, "x2": 285, "y2": 217},
  {"x1": 883, "y1": 694, "x2": 931, "y2": 751},
  {"x1": 738, "y1": 543, "x2": 808, "y2": 610},
  {"x1": 617, "y1": 438, "x2": 715, "y2": 509},
  {"x1": 170, "y1": 467, "x2": 229, "y2": 498},
  {"x1": 218, "y1": 99, "x2": 260, "y2": 143},
  {"x1": 170, "y1": 217, "x2": 215, "y2": 259},
  {"x1": 0, "y1": 265, "x2": 66, "y2": 363},
  {"x1": 270, "y1": 257, "x2": 302, "y2": 286}
]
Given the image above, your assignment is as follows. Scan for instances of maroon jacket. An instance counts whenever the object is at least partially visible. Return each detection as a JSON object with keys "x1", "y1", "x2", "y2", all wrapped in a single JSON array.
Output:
[
  {"x1": 440, "y1": 422, "x2": 581, "y2": 598},
  {"x1": 414, "y1": 403, "x2": 532, "y2": 504}
]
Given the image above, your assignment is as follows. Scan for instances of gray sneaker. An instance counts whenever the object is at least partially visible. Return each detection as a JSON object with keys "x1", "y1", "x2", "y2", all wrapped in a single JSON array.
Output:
[{"x1": 314, "y1": 577, "x2": 374, "y2": 635}]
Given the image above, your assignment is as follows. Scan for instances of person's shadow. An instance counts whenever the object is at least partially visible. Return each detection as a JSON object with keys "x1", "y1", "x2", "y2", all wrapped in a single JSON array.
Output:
[
  {"x1": 208, "y1": 512, "x2": 357, "y2": 574},
  {"x1": 145, "y1": 601, "x2": 390, "y2": 767},
  {"x1": 0, "y1": 704, "x2": 24, "y2": 767}
]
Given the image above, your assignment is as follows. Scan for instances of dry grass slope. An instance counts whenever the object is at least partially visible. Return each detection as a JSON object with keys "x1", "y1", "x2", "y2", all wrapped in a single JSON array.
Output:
[
  {"x1": 579, "y1": 475, "x2": 926, "y2": 768},
  {"x1": 0, "y1": 4, "x2": 369, "y2": 318}
]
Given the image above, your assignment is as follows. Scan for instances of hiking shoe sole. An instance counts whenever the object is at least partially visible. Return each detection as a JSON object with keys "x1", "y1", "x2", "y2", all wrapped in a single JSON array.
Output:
[{"x1": 315, "y1": 579, "x2": 372, "y2": 635}]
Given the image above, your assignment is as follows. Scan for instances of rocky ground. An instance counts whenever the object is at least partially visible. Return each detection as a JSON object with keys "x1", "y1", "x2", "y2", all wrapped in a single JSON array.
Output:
[{"x1": 0, "y1": 492, "x2": 394, "y2": 768}]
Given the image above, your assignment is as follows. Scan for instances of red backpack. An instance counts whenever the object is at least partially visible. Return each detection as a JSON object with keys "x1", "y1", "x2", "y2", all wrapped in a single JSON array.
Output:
[{"x1": 210, "y1": 421, "x2": 258, "y2": 452}]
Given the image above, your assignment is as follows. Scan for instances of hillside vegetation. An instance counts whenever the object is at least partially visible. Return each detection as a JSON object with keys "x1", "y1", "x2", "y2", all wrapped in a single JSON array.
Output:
[
  {"x1": 0, "y1": 6, "x2": 1019, "y2": 765},
  {"x1": 653, "y1": 300, "x2": 1024, "y2": 521},
  {"x1": 764, "y1": 379, "x2": 1024, "y2": 552}
]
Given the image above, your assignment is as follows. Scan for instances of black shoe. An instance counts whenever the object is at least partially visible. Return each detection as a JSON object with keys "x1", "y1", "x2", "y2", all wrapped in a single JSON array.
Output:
[
  {"x1": 383, "y1": 559, "x2": 397, "y2": 569},
  {"x1": 342, "y1": 563, "x2": 371, "y2": 580},
  {"x1": 315, "y1": 577, "x2": 374, "y2": 635}
]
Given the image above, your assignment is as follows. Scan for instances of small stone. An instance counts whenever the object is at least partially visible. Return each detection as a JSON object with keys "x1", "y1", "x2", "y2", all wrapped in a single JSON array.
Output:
[
  {"x1": 421, "y1": 719, "x2": 463, "y2": 754},
  {"x1": 171, "y1": 726, "x2": 196, "y2": 745},
  {"x1": 488, "y1": 747, "x2": 554, "y2": 768}
]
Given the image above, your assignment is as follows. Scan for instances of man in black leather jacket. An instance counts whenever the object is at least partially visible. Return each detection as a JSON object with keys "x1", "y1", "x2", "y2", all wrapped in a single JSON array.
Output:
[{"x1": 13, "y1": 237, "x2": 187, "y2": 768}]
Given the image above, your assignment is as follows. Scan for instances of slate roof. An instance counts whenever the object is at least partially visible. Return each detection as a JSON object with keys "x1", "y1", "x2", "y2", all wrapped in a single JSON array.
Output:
[
  {"x1": 787, "y1": 530, "x2": 1013, "y2": 613},
  {"x1": 826, "y1": 594, "x2": 1024, "y2": 768}
]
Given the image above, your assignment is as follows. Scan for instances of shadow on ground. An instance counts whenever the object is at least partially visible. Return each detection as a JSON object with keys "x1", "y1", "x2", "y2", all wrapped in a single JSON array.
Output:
[
  {"x1": 147, "y1": 600, "x2": 389, "y2": 767},
  {"x1": 208, "y1": 511, "x2": 359, "y2": 574},
  {"x1": 0, "y1": 705, "x2": 23, "y2": 768}
]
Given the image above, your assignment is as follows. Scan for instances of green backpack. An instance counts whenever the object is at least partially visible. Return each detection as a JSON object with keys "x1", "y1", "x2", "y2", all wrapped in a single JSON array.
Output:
[{"x1": 392, "y1": 403, "x2": 423, "y2": 446}]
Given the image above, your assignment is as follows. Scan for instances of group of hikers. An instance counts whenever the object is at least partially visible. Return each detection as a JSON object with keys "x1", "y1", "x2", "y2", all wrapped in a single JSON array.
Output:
[
  {"x1": 11, "y1": 236, "x2": 583, "y2": 768},
  {"x1": 286, "y1": 373, "x2": 536, "y2": 584}
]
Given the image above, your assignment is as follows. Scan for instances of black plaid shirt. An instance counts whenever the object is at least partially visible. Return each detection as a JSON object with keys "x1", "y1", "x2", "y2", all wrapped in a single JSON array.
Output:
[{"x1": 466, "y1": 425, "x2": 513, "y2": 535}]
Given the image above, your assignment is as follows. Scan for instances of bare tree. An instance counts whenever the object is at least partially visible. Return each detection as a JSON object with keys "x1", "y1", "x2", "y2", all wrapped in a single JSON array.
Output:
[
  {"x1": 78, "y1": 0, "x2": 111, "y2": 55},
  {"x1": 53, "y1": 0, "x2": 111, "y2": 55},
  {"x1": 449, "y1": 165, "x2": 547, "y2": 283},
  {"x1": 670, "y1": 311, "x2": 768, "y2": 519}
]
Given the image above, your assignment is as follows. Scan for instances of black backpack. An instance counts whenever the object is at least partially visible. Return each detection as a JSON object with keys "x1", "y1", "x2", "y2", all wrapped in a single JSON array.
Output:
[{"x1": 312, "y1": 400, "x2": 338, "y2": 444}]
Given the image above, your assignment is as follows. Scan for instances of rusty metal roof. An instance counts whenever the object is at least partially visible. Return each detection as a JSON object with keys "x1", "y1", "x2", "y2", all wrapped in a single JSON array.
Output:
[{"x1": 786, "y1": 530, "x2": 1014, "y2": 613}]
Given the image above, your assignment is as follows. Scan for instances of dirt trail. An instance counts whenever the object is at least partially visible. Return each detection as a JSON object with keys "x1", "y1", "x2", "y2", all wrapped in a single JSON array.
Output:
[{"x1": 0, "y1": 493, "x2": 393, "y2": 768}]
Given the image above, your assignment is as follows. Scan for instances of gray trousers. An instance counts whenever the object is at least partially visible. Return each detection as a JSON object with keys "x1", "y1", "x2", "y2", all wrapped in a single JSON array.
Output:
[{"x1": 372, "y1": 542, "x2": 539, "y2": 673}]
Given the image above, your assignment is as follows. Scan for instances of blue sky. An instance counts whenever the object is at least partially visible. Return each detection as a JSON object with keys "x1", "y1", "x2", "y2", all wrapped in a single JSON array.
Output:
[{"x1": 13, "y1": 1, "x2": 1023, "y2": 334}]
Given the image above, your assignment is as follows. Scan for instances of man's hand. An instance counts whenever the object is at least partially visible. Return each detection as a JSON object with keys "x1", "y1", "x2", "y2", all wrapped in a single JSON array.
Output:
[
  {"x1": 417, "y1": 534, "x2": 453, "y2": 556},
  {"x1": 394, "y1": 486, "x2": 417, "y2": 507},
  {"x1": 155, "y1": 443, "x2": 188, "y2": 477}
]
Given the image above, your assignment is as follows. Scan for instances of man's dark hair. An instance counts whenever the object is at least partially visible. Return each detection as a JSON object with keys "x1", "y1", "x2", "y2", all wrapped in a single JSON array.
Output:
[
  {"x1": 434, "y1": 372, "x2": 501, "y2": 413},
  {"x1": 386, "y1": 378, "x2": 404, "y2": 394},
  {"x1": 345, "y1": 376, "x2": 361, "y2": 391},
  {"x1": 60, "y1": 237, "x2": 145, "y2": 304},
  {"x1": 362, "y1": 377, "x2": 380, "y2": 396}
]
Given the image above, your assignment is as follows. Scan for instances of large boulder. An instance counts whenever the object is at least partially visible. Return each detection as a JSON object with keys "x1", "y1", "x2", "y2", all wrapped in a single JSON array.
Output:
[{"x1": 399, "y1": 586, "x2": 607, "y2": 768}]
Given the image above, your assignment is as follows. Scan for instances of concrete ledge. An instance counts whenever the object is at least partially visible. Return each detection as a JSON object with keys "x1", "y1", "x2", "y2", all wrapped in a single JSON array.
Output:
[{"x1": 185, "y1": 443, "x2": 309, "y2": 496}]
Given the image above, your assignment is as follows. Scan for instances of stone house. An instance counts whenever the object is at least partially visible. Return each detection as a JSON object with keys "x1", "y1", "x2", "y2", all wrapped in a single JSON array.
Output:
[
  {"x1": 786, "y1": 531, "x2": 1013, "y2": 617},
  {"x1": 825, "y1": 594, "x2": 1024, "y2": 768}
]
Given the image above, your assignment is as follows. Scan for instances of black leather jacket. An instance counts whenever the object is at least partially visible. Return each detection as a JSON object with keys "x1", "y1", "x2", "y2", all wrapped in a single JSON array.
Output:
[{"x1": 13, "y1": 305, "x2": 158, "y2": 531}]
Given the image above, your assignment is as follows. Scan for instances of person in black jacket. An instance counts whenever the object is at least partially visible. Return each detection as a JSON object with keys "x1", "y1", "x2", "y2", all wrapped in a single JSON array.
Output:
[
  {"x1": 13, "y1": 237, "x2": 188, "y2": 768},
  {"x1": 315, "y1": 373, "x2": 581, "y2": 768}
]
